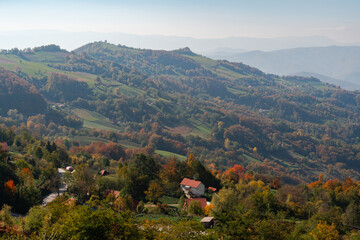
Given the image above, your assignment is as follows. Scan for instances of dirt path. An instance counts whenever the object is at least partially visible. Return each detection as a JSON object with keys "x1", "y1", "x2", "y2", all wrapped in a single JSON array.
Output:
[
  {"x1": 42, "y1": 168, "x2": 67, "y2": 205},
  {"x1": 144, "y1": 204, "x2": 179, "y2": 208}
]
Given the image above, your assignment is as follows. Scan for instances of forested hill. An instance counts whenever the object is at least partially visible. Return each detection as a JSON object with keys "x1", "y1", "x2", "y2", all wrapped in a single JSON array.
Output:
[
  {"x1": 1, "y1": 42, "x2": 360, "y2": 184},
  {"x1": 0, "y1": 67, "x2": 46, "y2": 115}
]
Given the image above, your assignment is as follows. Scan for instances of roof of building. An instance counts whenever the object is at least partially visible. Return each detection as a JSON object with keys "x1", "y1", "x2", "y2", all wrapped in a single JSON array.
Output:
[
  {"x1": 65, "y1": 166, "x2": 74, "y2": 171},
  {"x1": 200, "y1": 217, "x2": 214, "y2": 223},
  {"x1": 100, "y1": 170, "x2": 109, "y2": 176},
  {"x1": 208, "y1": 187, "x2": 217, "y2": 192},
  {"x1": 185, "y1": 198, "x2": 207, "y2": 209},
  {"x1": 0, "y1": 142, "x2": 9, "y2": 152},
  {"x1": 65, "y1": 197, "x2": 77, "y2": 206},
  {"x1": 180, "y1": 178, "x2": 202, "y2": 188},
  {"x1": 106, "y1": 190, "x2": 120, "y2": 198}
]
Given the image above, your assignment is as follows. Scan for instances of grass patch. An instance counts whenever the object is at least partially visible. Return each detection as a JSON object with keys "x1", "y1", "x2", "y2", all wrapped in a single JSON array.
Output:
[
  {"x1": 117, "y1": 140, "x2": 141, "y2": 149},
  {"x1": 71, "y1": 108, "x2": 122, "y2": 132},
  {"x1": 242, "y1": 154, "x2": 262, "y2": 163},
  {"x1": 114, "y1": 84, "x2": 144, "y2": 97},
  {"x1": 72, "y1": 108, "x2": 101, "y2": 121},
  {"x1": 187, "y1": 118, "x2": 212, "y2": 138},
  {"x1": 136, "y1": 213, "x2": 202, "y2": 222},
  {"x1": 0, "y1": 54, "x2": 98, "y2": 87},
  {"x1": 82, "y1": 121, "x2": 121, "y2": 132},
  {"x1": 155, "y1": 150, "x2": 187, "y2": 161},
  {"x1": 71, "y1": 136, "x2": 109, "y2": 145},
  {"x1": 215, "y1": 66, "x2": 246, "y2": 79},
  {"x1": 188, "y1": 55, "x2": 218, "y2": 67},
  {"x1": 226, "y1": 87, "x2": 246, "y2": 95},
  {"x1": 160, "y1": 196, "x2": 180, "y2": 205}
]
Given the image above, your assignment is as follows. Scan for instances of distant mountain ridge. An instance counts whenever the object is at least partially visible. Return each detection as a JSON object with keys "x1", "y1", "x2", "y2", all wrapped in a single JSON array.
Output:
[
  {"x1": 293, "y1": 72, "x2": 360, "y2": 91},
  {"x1": 205, "y1": 45, "x2": 360, "y2": 90},
  {"x1": 0, "y1": 30, "x2": 345, "y2": 52}
]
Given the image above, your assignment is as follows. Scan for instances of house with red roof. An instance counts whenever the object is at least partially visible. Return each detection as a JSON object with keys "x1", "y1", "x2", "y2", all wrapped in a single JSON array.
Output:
[
  {"x1": 180, "y1": 178, "x2": 205, "y2": 198},
  {"x1": 1, "y1": 142, "x2": 9, "y2": 162},
  {"x1": 0, "y1": 142, "x2": 9, "y2": 152}
]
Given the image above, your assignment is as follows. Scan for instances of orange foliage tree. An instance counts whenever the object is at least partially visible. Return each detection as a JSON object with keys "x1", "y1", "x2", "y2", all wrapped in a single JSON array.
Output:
[
  {"x1": 225, "y1": 164, "x2": 245, "y2": 182},
  {"x1": 310, "y1": 221, "x2": 340, "y2": 240},
  {"x1": 4, "y1": 180, "x2": 16, "y2": 196}
]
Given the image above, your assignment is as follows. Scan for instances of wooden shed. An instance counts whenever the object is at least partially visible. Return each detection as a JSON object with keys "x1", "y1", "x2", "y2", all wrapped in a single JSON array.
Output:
[{"x1": 200, "y1": 217, "x2": 215, "y2": 228}]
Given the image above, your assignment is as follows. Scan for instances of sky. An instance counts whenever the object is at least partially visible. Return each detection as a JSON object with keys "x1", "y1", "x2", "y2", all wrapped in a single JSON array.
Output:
[{"x1": 0, "y1": 0, "x2": 359, "y2": 45}]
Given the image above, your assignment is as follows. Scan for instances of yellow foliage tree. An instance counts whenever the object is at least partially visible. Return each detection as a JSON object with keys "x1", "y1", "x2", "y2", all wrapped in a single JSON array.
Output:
[
  {"x1": 145, "y1": 181, "x2": 164, "y2": 204},
  {"x1": 310, "y1": 221, "x2": 340, "y2": 240},
  {"x1": 188, "y1": 153, "x2": 195, "y2": 165},
  {"x1": 204, "y1": 203, "x2": 213, "y2": 216}
]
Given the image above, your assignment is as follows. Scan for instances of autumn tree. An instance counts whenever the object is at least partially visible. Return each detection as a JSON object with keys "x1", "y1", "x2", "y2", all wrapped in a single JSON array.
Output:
[
  {"x1": 4, "y1": 180, "x2": 16, "y2": 197},
  {"x1": 68, "y1": 164, "x2": 95, "y2": 202},
  {"x1": 188, "y1": 153, "x2": 195, "y2": 165},
  {"x1": 310, "y1": 221, "x2": 340, "y2": 240},
  {"x1": 145, "y1": 180, "x2": 164, "y2": 203},
  {"x1": 344, "y1": 202, "x2": 360, "y2": 228},
  {"x1": 0, "y1": 204, "x2": 14, "y2": 226},
  {"x1": 187, "y1": 201, "x2": 204, "y2": 216},
  {"x1": 225, "y1": 164, "x2": 245, "y2": 182}
]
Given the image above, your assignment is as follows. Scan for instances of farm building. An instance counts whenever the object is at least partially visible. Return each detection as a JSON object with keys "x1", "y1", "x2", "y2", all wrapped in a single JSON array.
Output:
[
  {"x1": 180, "y1": 178, "x2": 205, "y2": 198},
  {"x1": 200, "y1": 217, "x2": 215, "y2": 228},
  {"x1": 0, "y1": 142, "x2": 9, "y2": 152},
  {"x1": 208, "y1": 187, "x2": 217, "y2": 192}
]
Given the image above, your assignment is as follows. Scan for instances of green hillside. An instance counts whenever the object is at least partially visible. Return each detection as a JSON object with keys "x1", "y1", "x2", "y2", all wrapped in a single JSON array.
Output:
[{"x1": 1, "y1": 43, "x2": 360, "y2": 184}]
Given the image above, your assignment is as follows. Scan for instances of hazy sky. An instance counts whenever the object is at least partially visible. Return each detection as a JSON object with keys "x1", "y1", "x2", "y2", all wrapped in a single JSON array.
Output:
[{"x1": 0, "y1": 0, "x2": 359, "y2": 43}]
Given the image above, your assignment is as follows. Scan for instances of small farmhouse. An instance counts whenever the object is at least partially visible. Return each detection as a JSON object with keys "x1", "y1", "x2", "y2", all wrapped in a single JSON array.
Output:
[
  {"x1": 1, "y1": 142, "x2": 9, "y2": 162},
  {"x1": 0, "y1": 142, "x2": 9, "y2": 152},
  {"x1": 180, "y1": 178, "x2": 205, "y2": 198}
]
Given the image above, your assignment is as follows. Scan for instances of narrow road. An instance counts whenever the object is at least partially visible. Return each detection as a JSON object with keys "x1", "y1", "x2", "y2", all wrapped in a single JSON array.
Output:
[
  {"x1": 42, "y1": 168, "x2": 67, "y2": 205},
  {"x1": 144, "y1": 204, "x2": 179, "y2": 208}
]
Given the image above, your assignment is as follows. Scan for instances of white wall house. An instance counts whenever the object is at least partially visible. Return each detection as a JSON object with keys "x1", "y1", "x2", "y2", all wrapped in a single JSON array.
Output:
[{"x1": 180, "y1": 178, "x2": 205, "y2": 198}]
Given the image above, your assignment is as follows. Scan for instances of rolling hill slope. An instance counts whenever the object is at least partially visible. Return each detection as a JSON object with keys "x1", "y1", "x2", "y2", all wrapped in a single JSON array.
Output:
[{"x1": 2, "y1": 42, "x2": 360, "y2": 183}]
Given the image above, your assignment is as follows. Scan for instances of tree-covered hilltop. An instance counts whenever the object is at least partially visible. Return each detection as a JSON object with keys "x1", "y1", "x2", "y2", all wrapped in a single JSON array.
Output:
[
  {"x1": 0, "y1": 68, "x2": 47, "y2": 115},
  {"x1": 1, "y1": 43, "x2": 360, "y2": 184}
]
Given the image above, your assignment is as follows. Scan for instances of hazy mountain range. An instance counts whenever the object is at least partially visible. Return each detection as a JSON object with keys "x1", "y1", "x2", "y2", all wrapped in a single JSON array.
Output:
[
  {"x1": 205, "y1": 46, "x2": 360, "y2": 90},
  {"x1": 0, "y1": 30, "x2": 349, "y2": 52}
]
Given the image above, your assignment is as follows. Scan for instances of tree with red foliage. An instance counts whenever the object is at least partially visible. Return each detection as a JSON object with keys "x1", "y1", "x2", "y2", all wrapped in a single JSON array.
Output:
[
  {"x1": 272, "y1": 177, "x2": 281, "y2": 189},
  {"x1": 4, "y1": 180, "x2": 16, "y2": 196},
  {"x1": 226, "y1": 164, "x2": 245, "y2": 182}
]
